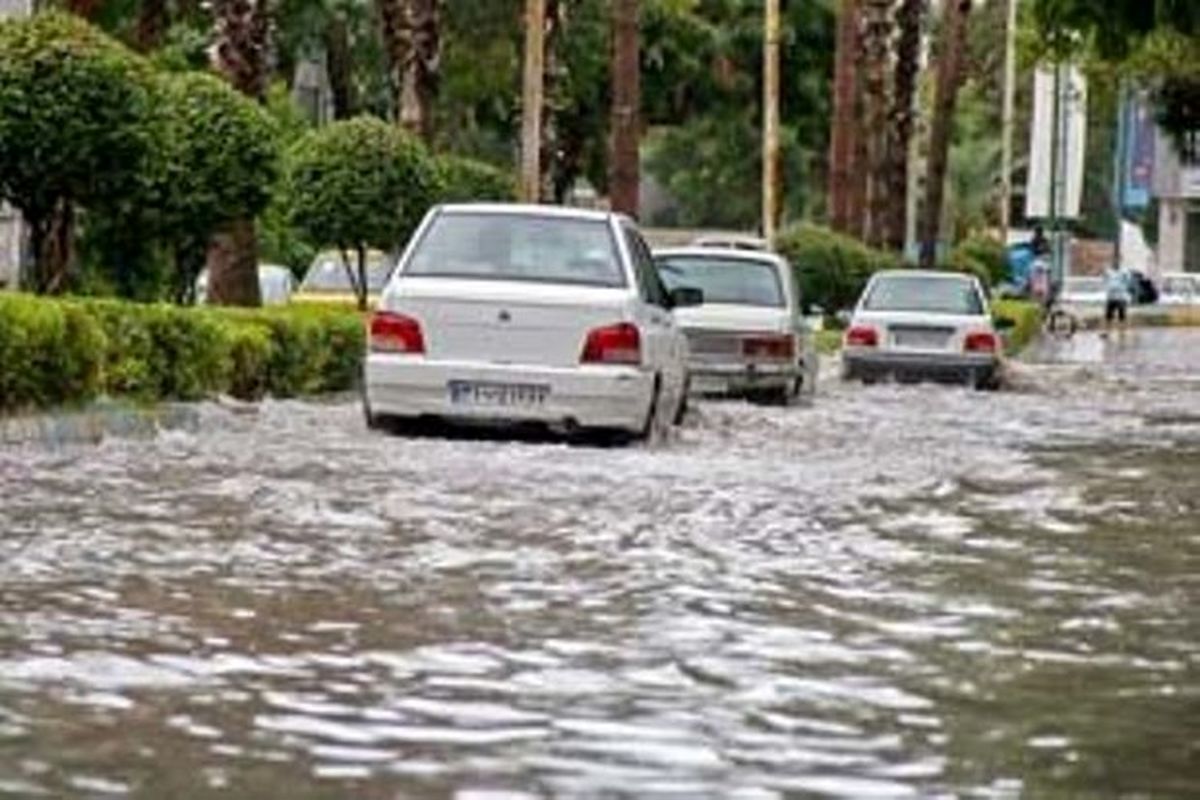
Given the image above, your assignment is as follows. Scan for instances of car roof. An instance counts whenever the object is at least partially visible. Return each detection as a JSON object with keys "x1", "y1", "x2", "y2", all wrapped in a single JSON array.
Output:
[
  {"x1": 436, "y1": 202, "x2": 619, "y2": 225},
  {"x1": 690, "y1": 233, "x2": 770, "y2": 251},
  {"x1": 872, "y1": 269, "x2": 976, "y2": 282},
  {"x1": 653, "y1": 246, "x2": 786, "y2": 266}
]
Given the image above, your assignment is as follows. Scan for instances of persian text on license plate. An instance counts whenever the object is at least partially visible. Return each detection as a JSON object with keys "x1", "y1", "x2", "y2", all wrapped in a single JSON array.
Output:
[
  {"x1": 893, "y1": 330, "x2": 951, "y2": 349},
  {"x1": 448, "y1": 380, "x2": 550, "y2": 407}
]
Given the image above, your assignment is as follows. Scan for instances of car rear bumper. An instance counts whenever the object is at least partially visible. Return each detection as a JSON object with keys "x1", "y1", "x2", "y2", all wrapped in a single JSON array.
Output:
[
  {"x1": 843, "y1": 349, "x2": 1000, "y2": 385},
  {"x1": 364, "y1": 354, "x2": 656, "y2": 433},
  {"x1": 687, "y1": 361, "x2": 799, "y2": 394}
]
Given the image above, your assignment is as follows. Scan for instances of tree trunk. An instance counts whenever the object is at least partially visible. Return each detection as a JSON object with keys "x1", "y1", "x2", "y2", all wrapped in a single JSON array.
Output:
[
  {"x1": 919, "y1": 0, "x2": 972, "y2": 269},
  {"x1": 211, "y1": 0, "x2": 272, "y2": 101},
  {"x1": 860, "y1": 0, "x2": 893, "y2": 248},
  {"x1": 135, "y1": 0, "x2": 169, "y2": 52},
  {"x1": 609, "y1": 0, "x2": 640, "y2": 217},
  {"x1": 539, "y1": 0, "x2": 563, "y2": 202},
  {"x1": 64, "y1": 0, "x2": 103, "y2": 19},
  {"x1": 209, "y1": 0, "x2": 269, "y2": 307},
  {"x1": 324, "y1": 13, "x2": 357, "y2": 119},
  {"x1": 206, "y1": 219, "x2": 261, "y2": 306},
  {"x1": 828, "y1": 0, "x2": 864, "y2": 236},
  {"x1": 885, "y1": 0, "x2": 926, "y2": 252},
  {"x1": 377, "y1": 0, "x2": 441, "y2": 142}
]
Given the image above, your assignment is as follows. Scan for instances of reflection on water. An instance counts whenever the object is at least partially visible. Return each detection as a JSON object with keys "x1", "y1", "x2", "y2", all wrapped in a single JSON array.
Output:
[{"x1": 1, "y1": 329, "x2": 1198, "y2": 798}]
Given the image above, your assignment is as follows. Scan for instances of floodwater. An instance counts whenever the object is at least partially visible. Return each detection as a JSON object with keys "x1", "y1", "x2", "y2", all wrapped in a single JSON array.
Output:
[{"x1": 1, "y1": 329, "x2": 1197, "y2": 799}]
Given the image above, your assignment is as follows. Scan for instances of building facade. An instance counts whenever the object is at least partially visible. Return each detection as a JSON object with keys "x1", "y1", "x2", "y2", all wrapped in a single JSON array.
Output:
[
  {"x1": 0, "y1": 0, "x2": 31, "y2": 290},
  {"x1": 1154, "y1": 130, "x2": 1200, "y2": 274}
]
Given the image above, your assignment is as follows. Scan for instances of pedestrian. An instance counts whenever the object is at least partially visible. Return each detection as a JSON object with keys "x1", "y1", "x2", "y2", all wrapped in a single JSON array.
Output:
[
  {"x1": 1103, "y1": 261, "x2": 1133, "y2": 337},
  {"x1": 1030, "y1": 224, "x2": 1050, "y2": 258}
]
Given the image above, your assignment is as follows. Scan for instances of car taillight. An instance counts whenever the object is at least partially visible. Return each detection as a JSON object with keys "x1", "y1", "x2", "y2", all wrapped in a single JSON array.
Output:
[
  {"x1": 581, "y1": 323, "x2": 641, "y2": 365},
  {"x1": 845, "y1": 325, "x2": 879, "y2": 348},
  {"x1": 370, "y1": 311, "x2": 425, "y2": 354},
  {"x1": 964, "y1": 331, "x2": 999, "y2": 353},
  {"x1": 743, "y1": 334, "x2": 795, "y2": 360}
]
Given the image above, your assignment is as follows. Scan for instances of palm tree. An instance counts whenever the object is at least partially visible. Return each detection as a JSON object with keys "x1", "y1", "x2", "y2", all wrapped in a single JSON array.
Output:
[
  {"x1": 885, "y1": 0, "x2": 925, "y2": 252},
  {"x1": 859, "y1": 0, "x2": 893, "y2": 247},
  {"x1": 609, "y1": 0, "x2": 640, "y2": 216},
  {"x1": 207, "y1": 0, "x2": 271, "y2": 306},
  {"x1": 919, "y1": 0, "x2": 972, "y2": 268},
  {"x1": 828, "y1": 0, "x2": 864, "y2": 236},
  {"x1": 377, "y1": 0, "x2": 441, "y2": 141}
]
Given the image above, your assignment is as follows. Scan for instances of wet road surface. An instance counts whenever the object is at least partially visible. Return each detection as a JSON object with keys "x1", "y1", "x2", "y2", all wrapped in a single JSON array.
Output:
[{"x1": 1, "y1": 329, "x2": 1198, "y2": 798}]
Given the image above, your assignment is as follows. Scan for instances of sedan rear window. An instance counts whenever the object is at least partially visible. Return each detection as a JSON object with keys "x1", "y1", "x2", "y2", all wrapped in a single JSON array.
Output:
[
  {"x1": 405, "y1": 212, "x2": 626, "y2": 288},
  {"x1": 657, "y1": 256, "x2": 785, "y2": 307},
  {"x1": 302, "y1": 254, "x2": 394, "y2": 292},
  {"x1": 864, "y1": 275, "x2": 984, "y2": 315}
]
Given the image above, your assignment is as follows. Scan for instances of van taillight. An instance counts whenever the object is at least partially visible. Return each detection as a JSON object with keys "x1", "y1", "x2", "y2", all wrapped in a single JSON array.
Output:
[
  {"x1": 845, "y1": 325, "x2": 879, "y2": 348},
  {"x1": 370, "y1": 312, "x2": 425, "y2": 354},
  {"x1": 743, "y1": 334, "x2": 795, "y2": 360},
  {"x1": 964, "y1": 332, "x2": 999, "y2": 353},
  {"x1": 581, "y1": 323, "x2": 641, "y2": 365}
]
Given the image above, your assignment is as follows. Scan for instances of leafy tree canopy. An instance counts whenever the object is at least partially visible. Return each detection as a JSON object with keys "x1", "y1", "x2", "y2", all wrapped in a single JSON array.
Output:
[{"x1": 0, "y1": 12, "x2": 155, "y2": 283}]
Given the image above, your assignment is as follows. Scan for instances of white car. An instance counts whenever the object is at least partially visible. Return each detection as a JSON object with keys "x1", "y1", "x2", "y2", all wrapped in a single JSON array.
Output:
[
  {"x1": 1158, "y1": 272, "x2": 1200, "y2": 306},
  {"x1": 363, "y1": 204, "x2": 696, "y2": 442},
  {"x1": 655, "y1": 247, "x2": 817, "y2": 404},
  {"x1": 842, "y1": 270, "x2": 1007, "y2": 389},
  {"x1": 1060, "y1": 276, "x2": 1107, "y2": 306}
]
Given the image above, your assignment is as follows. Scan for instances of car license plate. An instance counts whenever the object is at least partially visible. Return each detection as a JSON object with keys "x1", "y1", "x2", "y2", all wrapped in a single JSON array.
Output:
[
  {"x1": 447, "y1": 380, "x2": 550, "y2": 407},
  {"x1": 892, "y1": 328, "x2": 952, "y2": 349}
]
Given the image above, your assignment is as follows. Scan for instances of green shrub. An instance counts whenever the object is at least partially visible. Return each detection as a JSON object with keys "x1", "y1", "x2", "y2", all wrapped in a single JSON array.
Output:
[
  {"x1": 0, "y1": 295, "x2": 365, "y2": 414},
  {"x1": 993, "y1": 299, "x2": 1043, "y2": 355},
  {"x1": 775, "y1": 223, "x2": 903, "y2": 313},
  {"x1": 285, "y1": 116, "x2": 441, "y2": 310},
  {"x1": 0, "y1": 295, "x2": 106, "y2": 410},
  {"x1": 950, "y1": 235, "x2": 1008, "y2": 287},
  {"x1": 435, "y1": 155, "x2": 518, "y2": 203}
]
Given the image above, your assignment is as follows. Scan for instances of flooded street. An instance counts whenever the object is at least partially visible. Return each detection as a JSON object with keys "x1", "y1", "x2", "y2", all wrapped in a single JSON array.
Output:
[{"x1": 1, "y1": 329, "x2": 1198, "y2": 799}]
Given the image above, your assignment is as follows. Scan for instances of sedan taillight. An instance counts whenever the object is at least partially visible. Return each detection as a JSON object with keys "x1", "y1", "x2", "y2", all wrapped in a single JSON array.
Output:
[
  {"x1": 964, "y1": 331, "x2": 999, "y2": 354},
  {"x1": 581, "y1": 323, "x2": 641, "y2": 365},
  {"x1": 742, "y1": 334, "x2": 795, "y2": 361},
  {"x1": 845, "y1": 325, "x2": 879, "y2": 348},
  {"x1": 370, "y1": 311, "x2": 425, "y2": 354}
]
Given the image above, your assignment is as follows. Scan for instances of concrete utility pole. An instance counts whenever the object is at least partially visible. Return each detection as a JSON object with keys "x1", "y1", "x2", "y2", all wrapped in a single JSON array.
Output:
[
  {"x1": 763, "y1": 0, "x2": 781, "y2": 243},
  {"x1": 520, "y1": 0, "x2": 547, "y2": 203},
  {"x1": 999, "y1": 0, "x2": 1018, "y2": 243},
  {"x1": 609, "y1": 0, "x2": 641, "y2": 217}
]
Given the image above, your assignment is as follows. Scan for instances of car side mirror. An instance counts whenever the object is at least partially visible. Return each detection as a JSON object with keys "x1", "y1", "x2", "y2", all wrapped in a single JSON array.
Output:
[
  {"x1": 834, "y1": 309, "x2": 853, "y2": 327},
  {"x1": 994, "y1": 316, "x2": 1017, "y2": 331},
  {"x1": 669, "y1": 286, "x2": 704, "y2": 308}
]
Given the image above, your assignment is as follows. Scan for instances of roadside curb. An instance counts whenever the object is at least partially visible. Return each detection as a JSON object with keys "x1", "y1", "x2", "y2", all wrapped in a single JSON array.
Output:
[{"x1": 0, "y1": 402, "x2": 201, "y2": 448}]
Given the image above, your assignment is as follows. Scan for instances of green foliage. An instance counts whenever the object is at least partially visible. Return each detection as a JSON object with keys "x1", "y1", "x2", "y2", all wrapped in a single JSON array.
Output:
[
  {"x1": 0, "y1": 295, "x2": 365, "y2": 414},
  {"x1": 950, "y1": 235, "x2": 1009, "y2": 287},
  {"x1": 0, "y1": 296, "x2": 107, "y2": 410},
  {"x1": 0, "y1": 12, "x2": 154, "y2": 284},
  {"x1": 153, "y1": 71, "x2": 281, "y2": 297},
  {"x1": 992, "y1": 299, "x2": 1044, "y2": 355},
  {"x1": 436, "y1": 155, "x2": 518, "y2": 203},
  {"x1": 776, "y1": 223, "x2": 904, "y2": 313},
  {"x1": 286, "y1": 116, "x2": 440, "y2": 258}
]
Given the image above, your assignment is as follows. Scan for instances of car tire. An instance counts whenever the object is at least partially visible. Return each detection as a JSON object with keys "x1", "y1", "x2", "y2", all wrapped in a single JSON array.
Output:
[
  {"x1": 636, "y1": 378, "x2": 665, "y2": 444},
  {"x1": 673, "y1": 378, "x2": 690, "y2": 425}
]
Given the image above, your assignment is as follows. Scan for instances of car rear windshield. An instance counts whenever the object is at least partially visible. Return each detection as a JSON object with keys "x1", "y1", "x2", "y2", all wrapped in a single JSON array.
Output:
[
  {"x1": 863, "y1": 275, "x2": 984, "y2": 315},
  {"x1": 302, "y1": 254, "x2": 394, "y2": 292},
  {"x1": 656, "y1": 256, "x2": 785, "y2": 307},
  {"x1": 405, "y1": 212, "x2": 625, "y2": 287}
]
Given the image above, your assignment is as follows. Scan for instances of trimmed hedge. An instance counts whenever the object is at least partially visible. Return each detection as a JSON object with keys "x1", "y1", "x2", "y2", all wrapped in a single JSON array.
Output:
[
  {"x1": 775, "y1": 223, "x2": 904, "y2": 314},
  {"x1": 0, "y1": 294, "x2": 364, "y2": 414}
]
